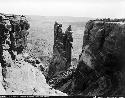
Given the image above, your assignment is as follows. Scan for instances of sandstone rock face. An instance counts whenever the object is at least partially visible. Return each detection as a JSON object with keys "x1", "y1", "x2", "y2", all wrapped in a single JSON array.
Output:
[
  {"x1": 81, "y1": 20, "x2": 125, "y2": 72},
  {"x1": 0, "y1": 50, "x2": 67, "y2": 96},
  {"x1": 48, "y1": 19, "x2": 125, "y2": 96},
  {"x1": 47, "y1": 22, "x2": 73, "y2": 80},
  {"x1": 0, "y1": 14, "x2": 67, "y2": 96},
  {"x1": 0, "y1": 63, "x2": 6, "y2": 95},
  {"x1": 75, "y1": 20, "x2": 125, "y2": 96}
]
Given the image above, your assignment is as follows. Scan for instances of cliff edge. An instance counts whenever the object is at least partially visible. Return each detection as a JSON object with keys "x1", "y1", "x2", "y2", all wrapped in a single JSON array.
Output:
[
  {"x1": 75, "y1": 19, "x2": 125, "y2": 96},
  {"x1": 48, "y1": 19, "x2": 125, "y2": 96}
]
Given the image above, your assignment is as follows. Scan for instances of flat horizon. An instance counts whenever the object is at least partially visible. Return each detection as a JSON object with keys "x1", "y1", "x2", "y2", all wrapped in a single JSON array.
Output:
[{"x1": 0, "y1": 0, "x2": 124, "y2": 18}]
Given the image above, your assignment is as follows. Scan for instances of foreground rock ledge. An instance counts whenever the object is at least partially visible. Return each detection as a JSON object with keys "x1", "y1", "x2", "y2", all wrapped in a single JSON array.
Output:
[{"x1": 0, "y1": 51, "x2": 67, "y2": 96}]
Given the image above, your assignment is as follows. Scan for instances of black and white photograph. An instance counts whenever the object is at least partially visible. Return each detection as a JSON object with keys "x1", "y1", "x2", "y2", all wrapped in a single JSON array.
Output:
[{"x1": 0, "y1": 0, "x2": 125, "y2": 96}]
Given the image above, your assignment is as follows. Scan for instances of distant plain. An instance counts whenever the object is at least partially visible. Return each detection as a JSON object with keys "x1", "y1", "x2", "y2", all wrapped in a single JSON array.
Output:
[{"x1": 27, "y1": 16, "x2": 92, "y2": 59}]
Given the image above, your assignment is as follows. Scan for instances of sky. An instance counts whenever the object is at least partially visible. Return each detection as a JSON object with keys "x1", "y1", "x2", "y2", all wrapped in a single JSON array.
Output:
[{"x1": 0, "y1": 0, "x2": 124, "y2": 18}]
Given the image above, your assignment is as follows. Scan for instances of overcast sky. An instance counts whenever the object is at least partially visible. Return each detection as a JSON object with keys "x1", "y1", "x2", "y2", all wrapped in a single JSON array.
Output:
[{"x1": 0, "y1": 0, "x2": 124, "y2": 18}]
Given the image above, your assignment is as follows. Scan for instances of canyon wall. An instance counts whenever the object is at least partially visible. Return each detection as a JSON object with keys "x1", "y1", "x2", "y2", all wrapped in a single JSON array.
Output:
[
  {"x1": 0, "y1": 14, "x2": 67, "y2": 96},
  {"x1": 48, "y1": 19, "x2": 125, "y2": 96},
  {"x1": 73, "y1": 19, "x2": 125, "y2": 96}
]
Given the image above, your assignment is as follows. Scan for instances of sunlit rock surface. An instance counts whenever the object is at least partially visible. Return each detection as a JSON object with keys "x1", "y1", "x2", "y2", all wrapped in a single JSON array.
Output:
[
  {"x1": 0, "y1": 51, "x2": 67, "y2": 96},
  {"x1": 0, "y1": 64, "x2": 6, "y2": 95}
]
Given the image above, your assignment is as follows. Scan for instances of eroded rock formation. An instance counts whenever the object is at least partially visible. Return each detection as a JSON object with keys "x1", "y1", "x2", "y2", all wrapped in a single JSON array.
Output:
[
  {"x1": 47, "y1": 22, "x2": 73, "y2": 79},
  {"x1": 48, "y1": 19, "x2": 125, "y2": 96},
  {"x1": 76, "y1": 20, "x2": 125, "y2": 96},
  {"x1": 53, "y1": 22, "x2": 73, "y2": 66},
  {"x1": 0, "y1": 14, "x2": 67, "y2": 96}
]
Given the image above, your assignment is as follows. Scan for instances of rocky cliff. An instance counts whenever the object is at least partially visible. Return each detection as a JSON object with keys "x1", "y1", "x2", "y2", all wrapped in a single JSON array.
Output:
[
  {"x1": 48, "y1": 19, "x2": 125, "y2": 96},
  {"x1": 0, "y1": 14, "x2": 67, "y2": 96},
  {"x1": 0, "y1": 51, "x2": 67, "y2": 95},
  {"x1": 47, "y1": 22, "x2": 73, "y2": 80},
  {"x1": 1, "y1": 13, "x2": 125, "y2": 96},
  {"x1": 73, "y1": 19, "x2": 125, "y2": 96}
]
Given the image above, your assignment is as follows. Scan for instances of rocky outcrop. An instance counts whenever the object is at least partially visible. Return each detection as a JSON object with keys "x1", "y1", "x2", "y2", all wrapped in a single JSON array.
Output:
[
  {"x1": 0, "y1": 14, "x2": 67, "y2": 96},
  {"x1": 72, "y1": 20, "x2": 125, "y2": 96},
  {"x1": 47, "y1": 22, "x2": 73, "y2": 80},
  {"x1": 0, "y1": 13, "x2": 30, "y2": 86},
  {"x1": 0, "y1": 51, "x2": 67, "y2": 95},
  {"x1": 0, "y1": 50, "x2": 67, "y2": 95},
  {"x1": 0, "y1": 13, "x2": 30, "y2": 56},
  {"x1": 48, "y1": 19, "x2": 125, "y2": 96}
]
